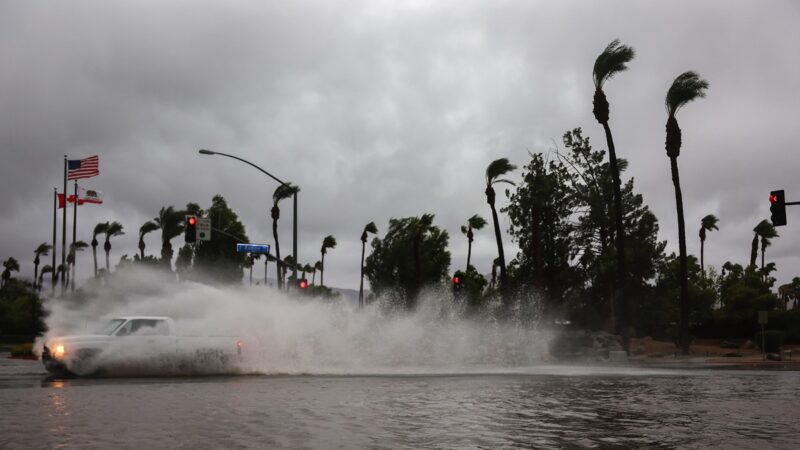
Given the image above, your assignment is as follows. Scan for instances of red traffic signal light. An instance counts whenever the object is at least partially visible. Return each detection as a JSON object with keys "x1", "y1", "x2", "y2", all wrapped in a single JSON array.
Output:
[
  {"x1": 298, "y1": 279, "x2": 308, "y2": 289},
  {"x1": 770, "y1": 190, "x2": 787, "y2": 226},
  {"x1": 185, "y1": 215, "x2": 197, "y2": 242},
  {"x1": 452, "y1": 276, "x2": 460, "y2": 285}
]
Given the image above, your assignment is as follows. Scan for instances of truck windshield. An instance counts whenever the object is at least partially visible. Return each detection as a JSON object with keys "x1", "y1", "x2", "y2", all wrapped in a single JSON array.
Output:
[{"x1": 97, "y1": 319, "x2": 126, "y2": 335}]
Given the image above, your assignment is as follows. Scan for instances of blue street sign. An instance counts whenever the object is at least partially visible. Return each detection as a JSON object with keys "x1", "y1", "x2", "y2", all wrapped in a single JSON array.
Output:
[{"x1": 236, "y1": 243, "x2": 271, "y2": 254}]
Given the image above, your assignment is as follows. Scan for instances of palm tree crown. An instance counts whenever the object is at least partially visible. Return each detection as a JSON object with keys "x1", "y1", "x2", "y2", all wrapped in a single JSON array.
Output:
[
  {"x1": 665, "y1": 71, "x2": 710, "y2": 158},
  {"x1": 699, "y1": 214, "x2": 719, "y2": 241},
  {"x1": 485, "y1": 158, "x2": 516, "y2": 291},
  {"x1": 138, "y1": 221, "x2": 159, "y2": 258},
  {"x1": 592, "y1": 39, "x2": 635, "y2": 123}
]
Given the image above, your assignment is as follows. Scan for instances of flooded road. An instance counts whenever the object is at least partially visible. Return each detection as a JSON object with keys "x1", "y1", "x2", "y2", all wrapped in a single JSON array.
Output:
[{"x1": 2, "y1": 356, "x2": 799, "y2": 449}]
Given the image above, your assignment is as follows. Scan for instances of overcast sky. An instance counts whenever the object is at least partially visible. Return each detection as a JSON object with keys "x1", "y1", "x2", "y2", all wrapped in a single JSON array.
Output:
[{"x1": 2, "y1": 0, "x2": 798, "y2": 292}]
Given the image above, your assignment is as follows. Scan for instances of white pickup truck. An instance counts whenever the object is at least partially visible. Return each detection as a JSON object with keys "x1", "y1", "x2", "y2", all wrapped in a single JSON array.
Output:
[{"x1": 42, "y1": 316, "x2": 244, "y2": 376}]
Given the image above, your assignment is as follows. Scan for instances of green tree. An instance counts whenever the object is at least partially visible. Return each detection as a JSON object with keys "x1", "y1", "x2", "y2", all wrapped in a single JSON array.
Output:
[
  {"x1": 460, "y1": 214, "x2": 487, "y2": 271},
  {"x1": 33, "y1": 243, "x2": 52, "y2": 291},
  {"x1": 504, "y1": 152, "x2": 576, "y2": 317},
  {"x1": 664, "y1": 70, "x2": 709, "y2": 355},
  {"x1": 154, "y1": 206, "x2": 186, "y2": 269},
  {"x1": 192, "y1": 195, "x2": 250, "y2": 284},
  {"x1": 91, "y1": 222, "x2": 108, "y2": 277},
  {"x1": 593, "y1": 38, "x2": 636, "y2": 348},
  {"x1": 0, "y1": 278, "x2": 45, "y2": 336},
  {"x1": 484, "y1": 158, "x2": 516, "y2": 293},
  {"x1": 2, "y1": 257, "x2": 20, "y2": 288},
  {"x1": 271, "y1": 183, "x2": 299, "y2": 289},
  {"x1": 103, "y1": 221, "x2": 124, "y2": 272},
  {"x1": 364, "y1": 215, "x2": 450, "y2": 309},
  {"x1": 319, "y1": 235, "x2": 337, "y2": 287},
  {"x1": 138, "y1": 221, "x2": 159, "y2": 260},
  {"x1": 359, "y1": 222, "x2": 378, "y2": 309},
  {"x1": 283, "y1": 254, "x2": 296, "y2": 287},
  {"x1": 699, "y1": 214, "x2": 719, "y2": 275}
]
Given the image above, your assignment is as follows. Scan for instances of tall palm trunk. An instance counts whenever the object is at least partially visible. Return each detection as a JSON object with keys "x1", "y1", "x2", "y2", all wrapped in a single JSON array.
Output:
[
  {"x1": 601, "y1": 121, "x2": 629, "y2": 344},
  {"x1": 311, "y1": 270, "x2": 316, "y2": 286},
  {"x1": 359, "y1": 241, "x2": 366, "y2": 309},
  {"x1": 749, "y1": 235, "x2": 758, "y2": 268},
  {"x1": 139, "y1": 241, "x2": 146, "y2": 260},
  {"x1": 104, "y1": 241, "x2": 111, "y2": 271},
  {"x1": 670, "y1": 156, "x2": 690, "y2": 355},
  {"x1": 486, "y1": 187, "x2": 507, "y2": 287},
  {"x1": 272, "y1": 207, "x2": 282, "y2": 290},
  {"x1": 320, "y1": 253, "x2": 325, "y2": 287},
  {"x1": 700, "y1": 236, "x2": 706, "y2": 275},
  {"x1": 92, "y1": 239, "x2": 99, "y2": 277},
  {"x1": 34, "y1": 258, "x2": 40, "y2": 291}
]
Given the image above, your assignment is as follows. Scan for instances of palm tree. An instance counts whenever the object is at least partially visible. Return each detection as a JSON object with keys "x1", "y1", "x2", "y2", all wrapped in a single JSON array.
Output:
[
  {"x1": 2, "y1": 257, "x2": 20, "y2": 288},
  {"x1": 593, "y1": 39, "x2": 635, "y2": 342},
  {"x1": 698, "y1": 214, "x2": 719, "y2": 275},
  {"x1": 91, "y1": 222, "x2": 108, "y2": 277},
  {"x1": 753, "y1": 220, "x2": 778, "y2": 280},
  {"x1": 485, "y1": 158, "x2": 516, "y2": 291},
  {"x1": 664, "y1": 70, "x2": 709, "y2": 355},
  {"x1": 66, "y1": 240, "x2": 89, "y2": 290},
  {"x1": 154, "y1": 206, "x2": 185, "y2": 269},
  {"x1": 138, "y1": 221, "x2": 159, "y2": 259},
  {"x1": 460, "y1": 214, "x2": 487, "y2": 271},
  {"x1": 359, "y1": 222, "x2": 378, "y2": 309},
  {"x1": 319, "y1": 235, "x2": 337, "y2": 287},
  {"x1": 103, "y1": 222, "x2": 125, "y2": 272},
  {"x1": 283, "y1": 254, "x2": 296, "y2": 288},
  {"x1": 271, "y1": 183, "x2": 300, "y2": 289},
  {"x1": 38, "y1": 265, "x2": 54, "y2": 293},
  {"x1": 312, "y1": 261, "x2": 322, "y2": 285},
  {"x1": 33, "y1": 243, "x2": 52, "y2": 290}
]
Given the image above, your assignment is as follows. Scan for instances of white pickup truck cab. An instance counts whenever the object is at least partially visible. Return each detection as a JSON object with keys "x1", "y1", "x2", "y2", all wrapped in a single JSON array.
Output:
[{"x1": 42, "y1": 316, "x2": 244, "y2": 376}]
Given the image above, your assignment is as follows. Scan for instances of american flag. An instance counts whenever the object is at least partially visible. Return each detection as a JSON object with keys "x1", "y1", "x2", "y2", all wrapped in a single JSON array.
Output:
[{"x1": 67, "y1": 155, "x2": 99, "y2": 180}]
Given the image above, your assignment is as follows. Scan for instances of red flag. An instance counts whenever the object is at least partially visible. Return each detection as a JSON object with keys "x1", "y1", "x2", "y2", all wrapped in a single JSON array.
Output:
[{"x1": 58, "y1": 193, "x2": 86, "y2": 208}]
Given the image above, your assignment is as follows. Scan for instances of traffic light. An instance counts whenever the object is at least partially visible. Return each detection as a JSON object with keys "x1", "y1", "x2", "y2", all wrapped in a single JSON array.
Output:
[
  {"x1": 452, "y1": 271, "x2": 464, "y2": 294},
  {"x1": 769, "y1": 190, "x2": 787, "y2": 226},
  {"x1": 185, "y1": 215, "x2": 197, "y2": 242},
  {"x1": 298, "y1": 278, "x2": 309, "y2": 290}
]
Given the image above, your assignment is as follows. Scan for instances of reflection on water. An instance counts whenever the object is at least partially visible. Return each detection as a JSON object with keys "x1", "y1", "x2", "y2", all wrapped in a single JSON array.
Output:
[{"x1": 2, "y1": 359, "x2": 800, "y2": 449}]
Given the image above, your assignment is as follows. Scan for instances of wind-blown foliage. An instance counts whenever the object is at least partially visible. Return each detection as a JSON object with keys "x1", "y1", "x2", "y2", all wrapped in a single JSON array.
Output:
[
  {"x1": 138, "y1": 221, "x2": 159, "y2": 259},
  {"x1": 319, "y1": 235, "x2": 337, "y2": 287},
  {"x1": 271, "y1": 183, "x2": 299, "y2": 289},
  {"x1": 359, "y1": 221, "x2": 378, "y2": 308},
  {"x1": 103, "y1": 222, "x2": 125, "y2": 272},
  {"x1": 592, "y1": 39, "x2": 636, "y2": 89},
  {"x1": 33, "y1": 243, "x2": 52, "y2": 290},
  {"x1": 485, "y1": 158, "x2": 516, "y2": 294},
  {"x1": 699, "y1": 214, "x2": 719, "y2": 274},
  {"x1": 91, "y1": 222, "x2": 108, "y2": 277},
  {"x1": 2, "y1": 257, "x2": 20, "y2": 288},
  {"x1": 460, "y1": 214, "x2": 487, "y2": 271},
  {"x1": 155, "y1": 206, "x2": 186, "y2": 268}
]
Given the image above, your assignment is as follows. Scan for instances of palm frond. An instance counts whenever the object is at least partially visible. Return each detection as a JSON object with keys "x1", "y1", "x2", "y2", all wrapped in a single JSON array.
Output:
[
  {"x1": 139, "y1": 221, "x2": 159, "y2": 238},
  {"x1": 593, "y1": 39, "x2": 635, "y2": 89},
  {"x1": 460, "y1": 225, "x2": 469, "y2": 235},
  {"x1": 665, "y1": 71, "x2": 709, "y2": 115},
  {"x1": 468, "y1": 214, "x2": 487, "y2": 230},
  {"x1": 363, "y1": 221, "x2": 378, "y2": 235},
  {"x1": 701, "y1": 214, "x2": 719, "y2": 232},
  {"x1": 35, "y1": 242, "x2": 52, "y2": 257},
  {"x1": 105, "y1": 221, "x2": 125, "y2": 238},
  {"x1": 273, "y1": 183, "x2": 300, "y2": 204},
  {"x1": 485, "y1": 158, "x2": 517, "y2": 185},
  {"x1": 322, "y1": 235, "x2": 337, "y2": 250},
  {"x1": 93, "y1": 222, "x2": 109, "y2": 238}
]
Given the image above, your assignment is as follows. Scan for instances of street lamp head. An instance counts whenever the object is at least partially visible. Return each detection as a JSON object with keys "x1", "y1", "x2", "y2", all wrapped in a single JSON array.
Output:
[{"x1": 198, "y1": 149, "x2": 216, "y2": 155}]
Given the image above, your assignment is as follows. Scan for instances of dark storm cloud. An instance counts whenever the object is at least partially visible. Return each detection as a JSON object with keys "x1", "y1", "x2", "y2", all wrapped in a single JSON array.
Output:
[{"x1": 1, "y1": 0, "x2": 799, "y2": 290}]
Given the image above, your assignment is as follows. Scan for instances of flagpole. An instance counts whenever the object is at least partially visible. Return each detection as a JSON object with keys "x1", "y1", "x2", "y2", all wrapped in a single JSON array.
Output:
[
  {"x1": 52, "y1": 187, "x2": 57, "y2": 295},
  {"x1": 61, "y1": 156, "x2": 67, "y2": 295},
  {"x1": 71, "y1": 181, "x2": 78, "y2": 292}
]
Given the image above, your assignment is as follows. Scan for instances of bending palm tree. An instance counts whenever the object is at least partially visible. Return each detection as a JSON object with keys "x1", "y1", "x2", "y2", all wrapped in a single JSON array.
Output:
[
  {"x1": 66, "y1": 240, "x2": 89, "y2": 290},
  {"x1": 485, "y1": 158, "x2": 516, "y2": 291},
  {"x1": 103, "y1": 222, "x2": 125, "y2": 272},
  {"x1": 753, "y1": 220, "x2": 778, "y2": 281},
  {"x1": 319, "y1": 235, "x2": 337, "y2": 287},
  {"x1": 271, "y1": 183, "x2": 299, "y2": 289},
  {"x1": 138, "y1": 221, "x2": 159, "y2": 259},
  {"x1": 698, "y1": 214, "x2": 719, "y2": 275},
  {"x1": 154, "y1": 206, "x2": 185, "y2": 269},
  {"x1": 91, "y1": 222, "x2": 108, "y2": 277},
  {"x1": 2, "y1": 257, "x2": 20, "y2": 288},
  {"x1": 33, "y1": 243, "x2": 52, "y2": 291},
  {"x1": 312, "y1": 261, "x2": 322, "y2": 285},
  {"x1": 460, "y1": 214, "x2": 487, "y2": 271},
  {"x1": 38, "y1": 265, "x2": 54, "y2": 293},
  {"x1": 359, "y1": 222, "x2": 378, "y2": 309},
  {"x1": 593, "y1": 39, "x2": 635, "y2": 342},
  {"x1": 664, "y1": 70, "x2": 709, "y2": 355}
]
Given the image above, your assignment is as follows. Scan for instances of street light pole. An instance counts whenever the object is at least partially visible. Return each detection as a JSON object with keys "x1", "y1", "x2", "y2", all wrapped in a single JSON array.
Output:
[{"x1": 198, "y1": 149, "x2": 299, "y2": 282}]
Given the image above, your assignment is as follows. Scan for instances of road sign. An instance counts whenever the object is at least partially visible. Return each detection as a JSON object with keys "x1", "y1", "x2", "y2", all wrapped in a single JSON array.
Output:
[
  {"x1": 236, "y1": 243, "x2": 271, "y2": 254},
  {"x1": 758, "y1": 311, "x2": 768, "y2": 325},
  {"x1": 197, "y1": 217, "x2": 211, "y2": 241}
]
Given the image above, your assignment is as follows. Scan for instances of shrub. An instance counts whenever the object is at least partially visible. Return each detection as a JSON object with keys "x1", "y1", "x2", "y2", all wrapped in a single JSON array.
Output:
[
  {"x1": 10, "y1": 343, "x2": 35, "y2": 358},
  {"x1": 754, "y1": 331, "x2": 784, "y2": 353}
]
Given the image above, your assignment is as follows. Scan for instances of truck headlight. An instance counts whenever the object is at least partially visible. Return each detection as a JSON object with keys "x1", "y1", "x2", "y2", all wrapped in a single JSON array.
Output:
[{"x1": 54, "y1": 345, "x2": 65, "y2": 359}]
